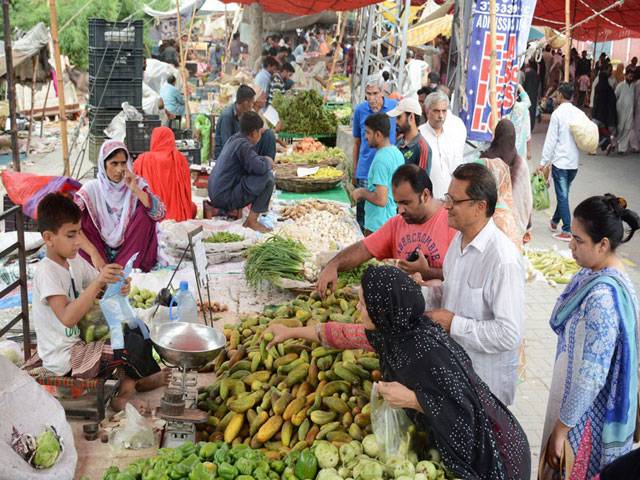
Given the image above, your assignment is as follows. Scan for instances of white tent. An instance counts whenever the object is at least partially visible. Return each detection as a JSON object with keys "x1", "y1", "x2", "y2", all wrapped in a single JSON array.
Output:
[{"x1": 201, "y1": 0, "x2": 239, "y2": 13}]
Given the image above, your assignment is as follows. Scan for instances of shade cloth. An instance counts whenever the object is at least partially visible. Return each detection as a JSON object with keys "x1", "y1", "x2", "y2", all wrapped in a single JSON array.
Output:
[{"x1": 222, "y1": 0, "x2": 426, "y2": 16}]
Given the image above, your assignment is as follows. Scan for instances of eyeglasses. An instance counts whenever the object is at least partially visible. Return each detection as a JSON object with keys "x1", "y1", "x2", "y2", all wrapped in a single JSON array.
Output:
[{"x1": 442, "y1": 194, "x2": 477, "y2": 206}]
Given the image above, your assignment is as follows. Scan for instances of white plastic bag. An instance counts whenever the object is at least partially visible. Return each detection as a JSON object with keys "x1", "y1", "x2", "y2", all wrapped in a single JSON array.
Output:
[
  {"x1": 370, "y1": 382, "x2": 413, "y2": 459},
  {"x1": 108, "y1": 403, "x2": 155, "y2": 450},
  {"x1": 570, "y1": 111, "x2": 599, "y2": 154}
]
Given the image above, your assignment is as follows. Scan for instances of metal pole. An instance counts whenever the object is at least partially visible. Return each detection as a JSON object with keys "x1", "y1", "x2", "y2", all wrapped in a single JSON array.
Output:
[
  {"x1": 181, "y1": 4, "x2": 197, "y2": 130},
  {"x1": 25, "y1": 57, "x2": 38, "y2": 157},
  {"x1": 48, "y1": 0, "x2": 70, "y2": 175},
  {"x1": 2, "y1": 0, "x2": 20, "y2": 172},
  {"x1": 16, "y1": 207, "x2": 31, "y2": 361},
  {"x1": 359, "y1": 6, "x2": 375, "y2": 102},
  {"x1": 564, "y1": 0, "x2": 570, "y2": 81},
  {"x1": 396, "y1": 0, "x2": 411, "y2": 93},
  {"x1": 489, "y1": 0, "x2": 498, "y2": 129}
]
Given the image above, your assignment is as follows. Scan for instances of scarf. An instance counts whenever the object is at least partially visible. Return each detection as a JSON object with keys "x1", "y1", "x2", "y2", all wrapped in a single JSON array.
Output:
[
  {"x1": 133, "y1": 127, "x2": 193, "y2": 222},
  {"x1": 550, "y1": 269, "x2": 639, "y2": 445},
  {"x1": 76, "y1": 140, "x2": 147, "y2": 248},
  {"x1": 481, "y1": 118, "x2": 521, "y2": 186},
  {"x1": 362, "y1": 265, "x2": 530, "y2": 480}
]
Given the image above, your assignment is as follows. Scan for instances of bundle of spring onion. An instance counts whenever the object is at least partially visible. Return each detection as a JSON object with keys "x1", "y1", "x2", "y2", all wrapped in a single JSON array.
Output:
[
  {"x1": 203, "y1": 232, "x2": 245, "y2": 243},
  {"x1": 244, "y1": 235, "x2": 309, "y2": 288}
]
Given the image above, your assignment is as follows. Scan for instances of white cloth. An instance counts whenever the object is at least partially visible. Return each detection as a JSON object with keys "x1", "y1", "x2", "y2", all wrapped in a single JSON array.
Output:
[
  {"x1": 32, "y1": 256, "x2": 98, "y2": 375},
  {"x1": 419, "y1": 111, "x2": 467, "y2": 199},
  {"x1": 539, "y1": 102, "x2": 582, "y2": 170},
  {"x1": 423, "y1": 219, "x2": 524, "y2": 405},
  {"x1": 75, "y1": 140, "x2": 147, "y2": 248},
  {"x1": 405, "y1": 59, "x2": 429, "y2": 96},
  {"x1": 615, "y1": 81, "x2": 636, "y2": 153}
]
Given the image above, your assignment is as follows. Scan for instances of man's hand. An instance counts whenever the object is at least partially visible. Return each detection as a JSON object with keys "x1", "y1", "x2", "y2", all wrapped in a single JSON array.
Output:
[
  {"x1": 97, "y1": 264, "x2": 124, "y2": 287},
  {"x1": 397, "y1": 249, "x2": 430, "y2": 277},
  {"x1": 351, "y1": 188, "x2": 366, "y2": 202},
  {"x1": 427, "y1": 309, "x2": 454, "y2": 332},
  {"x1": 316, "y1": 264, "x2": 338, "y2": 298},
  {"x1": 120, "y1": 277, "x2": 132, "y2": 297},
  {"x1": 376, "y1": 381, "x2": 423, "y2": 412}
]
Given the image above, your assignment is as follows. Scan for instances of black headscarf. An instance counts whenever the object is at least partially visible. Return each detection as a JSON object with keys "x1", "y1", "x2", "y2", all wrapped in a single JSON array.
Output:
[
  {"x1": 480, "y1": 118, "x2": 523, "y2": 187},
  {"x1": 593, "y1": 71, "x2": 618, "y2": 129},
  {"x1": 362, "y1": 265, "x2": 531, "y2": 480}
]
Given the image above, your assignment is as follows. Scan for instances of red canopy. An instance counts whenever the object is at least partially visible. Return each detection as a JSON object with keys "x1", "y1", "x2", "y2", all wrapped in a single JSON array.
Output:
[
  {"x1": 222, "y1": 0, "x2": 427, "y2": 16},
  {"x1": 533, "y1": 0, "x2": 640, "y2": 42}
]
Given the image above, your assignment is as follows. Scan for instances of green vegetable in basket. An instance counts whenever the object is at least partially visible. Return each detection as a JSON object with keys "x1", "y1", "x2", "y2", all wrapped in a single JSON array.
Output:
[
  {"x1": 203, "y1": 232, "x2": 245, "y2": 243},
  {"x1": 33, "y1": 428, "x2": 61, "y2": 469}
]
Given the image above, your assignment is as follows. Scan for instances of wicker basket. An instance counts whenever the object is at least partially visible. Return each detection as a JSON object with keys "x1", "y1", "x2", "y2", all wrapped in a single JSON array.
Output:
[
  {"x1": 274, "y1": 157, "x2": 340, "y2": 168},
  {"x1": 275, "y1": 164, "x2": 344, "y2": 193}
]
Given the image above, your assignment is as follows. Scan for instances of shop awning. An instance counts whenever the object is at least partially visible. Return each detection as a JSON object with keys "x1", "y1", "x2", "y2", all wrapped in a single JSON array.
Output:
[
  {"x1": 220, "y1": 0, "x2": 426, "y2": 16},
  {"x1": 533, "y1": 0, "x2": 640, "y2": 41}
]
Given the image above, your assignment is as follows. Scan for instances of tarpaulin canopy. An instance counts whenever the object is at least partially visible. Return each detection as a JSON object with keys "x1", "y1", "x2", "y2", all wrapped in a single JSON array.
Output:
[
  {"x1": 221, "y1": 0, "x2": 426, "y2": 16},
  {"x1": 143, "y1": 0, "x2": 207, "y2": 19},
  {"x1": 0, "y1": 22, "x2": 49, "y2": 78},
  {"x1": 533, "y1": 0, "x2": 640, "y2": 41}
]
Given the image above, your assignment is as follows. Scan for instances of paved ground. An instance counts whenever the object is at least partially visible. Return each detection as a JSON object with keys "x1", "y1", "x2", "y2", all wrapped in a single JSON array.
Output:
[
  {"x1": 513, "y1": 117, "x2": 640, "y2": 475},
  {"x1": 8, "y1": 115, "x2": 640, "y2": 478}
]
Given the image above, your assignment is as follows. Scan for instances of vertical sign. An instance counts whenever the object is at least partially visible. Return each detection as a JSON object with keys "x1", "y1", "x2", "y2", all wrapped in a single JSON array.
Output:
[{"x1": 461, "y1": 0, "x2": 535, "y2": 142}]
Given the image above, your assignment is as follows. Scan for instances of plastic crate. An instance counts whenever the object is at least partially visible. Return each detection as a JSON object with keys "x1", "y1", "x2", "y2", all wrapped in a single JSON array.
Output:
[
  {"x1": 178, "y1": 147, "x2": 201, "y2": 165},
  {"x1": 89, "y1": 48, "x2": 143, "y2": 80},
  {"x1": 88, "y1": 19, "x2": 143, "y2": 50},
  {"x1": 3, "y1": 195, "x2": 38, "y2": 232},
  {"x1": 125, "y1": 116, "x2": 161, "y2": 156},
  {"x1": 88, "y1": 107, "x2": 120, "y2": 136},
  {"x1": 88, "y1": 134, "x2": 107, "y2": 165},
  {"x1": 88, "y1": 78, "x2": 142, "y2": 109}
]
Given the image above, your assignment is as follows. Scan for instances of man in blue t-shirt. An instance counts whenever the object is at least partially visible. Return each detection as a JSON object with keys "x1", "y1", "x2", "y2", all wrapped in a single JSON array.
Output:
[
  {"x1": 351, "y1": 113, "x2": 404, "y2": 234},
  {"x1": 352, "y1": 76, "x2": 397, "y2": 231}
]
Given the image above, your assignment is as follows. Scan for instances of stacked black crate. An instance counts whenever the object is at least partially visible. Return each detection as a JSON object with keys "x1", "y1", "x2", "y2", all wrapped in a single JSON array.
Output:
[{"x1": 87, "y1": 19, "x2": 144, "y2": 164}]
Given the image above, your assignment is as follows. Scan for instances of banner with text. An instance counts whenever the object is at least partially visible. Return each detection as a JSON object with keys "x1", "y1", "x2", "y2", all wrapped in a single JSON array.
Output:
[{"x1": 460, "y1": 0, "x2": 535, "y2": 142}]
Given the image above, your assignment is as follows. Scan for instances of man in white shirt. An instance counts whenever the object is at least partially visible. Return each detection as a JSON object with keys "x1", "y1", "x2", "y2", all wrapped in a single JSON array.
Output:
[
  {"x1": 418, "y1": 91, "x2": 467, "y2": 199},
  {"x1": 425, "y1": 163, "x2": 524, "y2": 405},
  {"x1": 537, "y1": 82, "x2": 582, "y2": 242}
]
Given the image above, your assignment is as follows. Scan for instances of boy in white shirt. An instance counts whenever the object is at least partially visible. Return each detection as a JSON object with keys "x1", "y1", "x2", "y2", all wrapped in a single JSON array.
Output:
[{"x1": 33, "y1": 193, "x2": 168, "y2": 412}]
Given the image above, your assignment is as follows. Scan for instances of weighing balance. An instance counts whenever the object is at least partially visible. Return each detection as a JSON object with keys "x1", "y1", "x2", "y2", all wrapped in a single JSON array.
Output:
[{"x1": 151, "y1": 321, "x2": 226, "y2": 448}]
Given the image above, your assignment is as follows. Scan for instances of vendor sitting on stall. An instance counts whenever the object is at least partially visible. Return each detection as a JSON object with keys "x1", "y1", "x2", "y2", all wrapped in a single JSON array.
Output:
[
  {"x1": 76, "y1": 140, "x2": 166, "y2": 273},
  {"x1": 317, "y1": 164, "x2": 456, "y2": 296},
  {"x1": 160, "y1": 74, "x2": 185, "y2": 119},
  {"x1": 208, "y1": 112, "x2": 274, "y2": 233},
  {"x1": 33, "y1": 193, "x2": 170, "y2": 413},
  {"x1": 133, "y1": 126, "x2": 197, "y2": 222}
]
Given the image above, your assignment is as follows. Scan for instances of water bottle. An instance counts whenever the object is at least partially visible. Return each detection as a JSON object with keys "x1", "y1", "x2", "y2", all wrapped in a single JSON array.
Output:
[{"x1": 169, "y1": 281, "x2": 199, "y2": 323}]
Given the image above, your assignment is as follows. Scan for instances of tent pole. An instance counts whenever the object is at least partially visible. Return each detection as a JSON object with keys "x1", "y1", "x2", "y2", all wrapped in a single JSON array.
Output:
[
  {"x1": 48, "y1": 0, "x2": 70, "y2": 175},
  {"x1": 489, "y1": 0, "x2": 497, "y2": 129},
  {"x1": 26, "y1": 57, "x2": 38, "y2": 157},
  {"x1": 2, "y1": 0, "x2": 20, "y2": 171},
  {"x1": 175, "y1": 0, "x2": 189, "y2": 131},
  {"x1": 39, "y1": 79, "x2": 51, "y2": 137},
  {"x1": 182, "y1": 4, "x2": 197, "y2": 130},
  {"x1": 564, "y1": 0, "x2": 570, "y2": 81}
]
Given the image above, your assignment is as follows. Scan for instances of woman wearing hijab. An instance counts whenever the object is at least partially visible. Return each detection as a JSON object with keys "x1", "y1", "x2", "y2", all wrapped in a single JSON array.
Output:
[
  {"x1": 265, "y1": 266, "x2": 531, "y2": 480},
  {"x1": 478, "y1": 119, "x2": 531, "y2": 249},
  {"x1": 133, "y1": 127, "x2": 196, "y2": 222},
  {"x1": 76, "y1": 140, "x2": 165, "y2": 273},
  {"x1": 523, "y1": 59, "x2": 540, "y2": 130},
  {"x1": 592, "y1": 71, "x2": 618, "y2": 154}
]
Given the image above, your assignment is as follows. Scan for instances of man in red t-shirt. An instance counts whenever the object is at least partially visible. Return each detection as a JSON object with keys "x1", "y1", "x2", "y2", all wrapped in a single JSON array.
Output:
[{"x1": 317, "y1": 164, "x2": 457, "y2": 296}]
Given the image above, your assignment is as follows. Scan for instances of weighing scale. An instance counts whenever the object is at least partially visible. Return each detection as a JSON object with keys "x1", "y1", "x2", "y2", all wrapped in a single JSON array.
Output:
[{"x1": 151, "y1": 322, "x2": 226, "y2": 448}]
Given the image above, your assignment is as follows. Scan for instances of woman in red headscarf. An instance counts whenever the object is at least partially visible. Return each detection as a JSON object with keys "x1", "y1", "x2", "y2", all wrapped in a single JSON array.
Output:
[{"x1": 133, "y1": 127, "x2": 197, "y2": 222}]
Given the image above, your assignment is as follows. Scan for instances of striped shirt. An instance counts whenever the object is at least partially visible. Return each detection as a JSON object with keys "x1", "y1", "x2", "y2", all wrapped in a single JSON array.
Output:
[{"x1": 397, "y1": 132, "x2": 432, "y2": 174}]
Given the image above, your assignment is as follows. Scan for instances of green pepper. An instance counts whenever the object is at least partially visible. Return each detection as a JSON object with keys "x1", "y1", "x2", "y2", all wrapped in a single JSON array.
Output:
[
  {"x1": 199, "y1": 442, "x2": 218, "y2": 460},
  {"x1": 293, "y1": 449, "x2": 318, "y2": 480},
  {"x1": 103, "y1": 466, "x2": 120, "y2": 480},
  {"x1": 188, "y1": 463, "x2": 215, "y2": 480},
  {"x1": 178, "y1": 442, "x2": 198, "y2": 459},
  {"x1": 234, "y1": 458, "x2": 255, "y2": 476},
  {"x1": 214, "y1": 444, "x2": 231, "y2": 464},
  {"x1": 170, "y1": 463, "x2": 191, "y2": 479},
  {"x1": 115, "y1": 473, "x2": 136, "y2": 480},
  {"x1": 269, "y1": 460, "x2": 284, "y2": 474},
  {"x1": 235, "y1": 476, "x2": 254, "y2": 480},
  {"x1": 218, "y1": 462, "x2": 238, "y2": 480},
  {"x1": 181, "y1": 453, "x2": 201, "y2": 469},
  {"x1": 268, "y1": 472, "x2": 279, "y2": 480}
]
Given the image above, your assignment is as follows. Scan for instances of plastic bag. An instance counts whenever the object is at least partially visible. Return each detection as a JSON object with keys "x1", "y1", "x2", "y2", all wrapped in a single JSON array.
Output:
[
  {"x1": 370, "y1": 382, "x2": 413, "y2": 459},
  {"x1": 108, "y1": 403, "x2": 155, "y2": 450},
  {"x1": 570, "y1": 112, "x2": 599, "y2": 154},
  {"x1": 531, "y1": 173, "x2": 550, "y2": 211},
  {"x1": 99, "y1": 253, "x2": 141, "y2": 349},
  {"x1": 77, "y1": 302, "x2": 110, "y2": 343},
  {"x1": 194, "y1": 114, "x2": 211, "y2": 164}
]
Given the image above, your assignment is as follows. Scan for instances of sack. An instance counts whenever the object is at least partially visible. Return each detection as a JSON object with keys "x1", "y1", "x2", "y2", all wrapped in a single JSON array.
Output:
[
  {"x1": 538, "y1": 437, "x2": 574, "y2": 479},
  {"x1": 531, "y1": 173, "x2": 550, "y2": 211},
  {"x1": 570, "y1": 112, "x2": 599, "y2": 154},
  {"x1": 370, "y1": 382, "x2": 413, "y2": 459}
]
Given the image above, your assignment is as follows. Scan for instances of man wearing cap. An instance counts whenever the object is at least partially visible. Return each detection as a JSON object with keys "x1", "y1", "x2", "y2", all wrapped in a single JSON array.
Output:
[
  {"x1": 352, "y1": 75, "x2": 397, "y2": 232},
  {"x1": 388, "y1": 97, "x2": 432, "y2": 172}
]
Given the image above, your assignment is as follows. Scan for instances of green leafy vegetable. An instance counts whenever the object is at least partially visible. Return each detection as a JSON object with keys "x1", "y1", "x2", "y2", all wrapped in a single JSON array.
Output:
[
  {"x1": 244, "y1": 235, "x2": 308, "y2": 288},
  {"x1": 272, "y1": 90, "x2": 338, "y2": 135},
  {"x1": 203, "y1": 232, "x2": 245, "y2": 243},
  {"x1": 33, "y1": 428, "x2": 61, "y2": 469}
]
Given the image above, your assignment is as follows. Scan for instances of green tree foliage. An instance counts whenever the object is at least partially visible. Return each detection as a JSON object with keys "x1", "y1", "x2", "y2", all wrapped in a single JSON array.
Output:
[{"x1": 2, "y1": 0, "x2": 173, "y2": 70}]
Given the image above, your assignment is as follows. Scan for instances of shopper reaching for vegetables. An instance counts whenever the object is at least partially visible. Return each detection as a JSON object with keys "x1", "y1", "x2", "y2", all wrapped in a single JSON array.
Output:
[{"x1": 265, "y1": 265, "x2": 531, "y2": 480}]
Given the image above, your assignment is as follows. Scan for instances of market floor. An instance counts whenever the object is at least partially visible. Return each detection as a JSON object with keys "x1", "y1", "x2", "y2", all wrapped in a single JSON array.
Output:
[{"x1": 514, "y1": 118, "x2": 640, "y2": 476}]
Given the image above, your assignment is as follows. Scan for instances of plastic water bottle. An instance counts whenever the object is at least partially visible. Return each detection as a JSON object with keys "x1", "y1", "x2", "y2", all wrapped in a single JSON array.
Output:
[{"x1": 169, "y1": 281, "x2": 199, "y2": 323}]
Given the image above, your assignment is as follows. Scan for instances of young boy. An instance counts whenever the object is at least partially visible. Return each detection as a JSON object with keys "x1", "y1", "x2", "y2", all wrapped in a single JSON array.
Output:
[
  {"x1": 577, "y1": 73, "x2": 591, "y2": 107},
  {"x1": 351, "y1": 112, "x2": 405, "y2": 234},
  {"x1": 33, "y1": 193, "x2": 168, "y2": 412}
]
